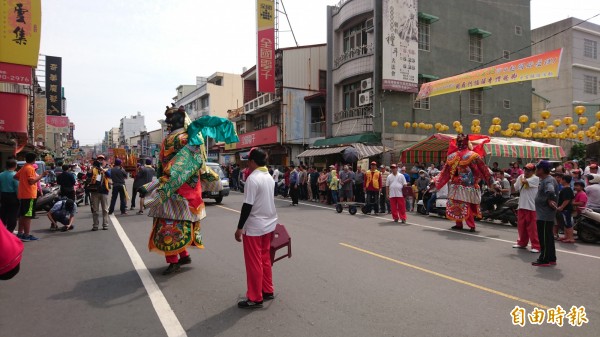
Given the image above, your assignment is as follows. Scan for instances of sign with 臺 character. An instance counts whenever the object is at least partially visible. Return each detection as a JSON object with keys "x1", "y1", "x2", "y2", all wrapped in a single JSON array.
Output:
[
  {"x1": 0, "y1": 0, "x2": 41, "y2": 67},
  {"x1": 45, "y1": 55, "x2": 62, "y2": 116},
  {"x1": 256, "y1": 0, "x2": 275, "y2": 93},
  {"x1": 382, "y1": 0, "x2": 419, "y2": 93}
]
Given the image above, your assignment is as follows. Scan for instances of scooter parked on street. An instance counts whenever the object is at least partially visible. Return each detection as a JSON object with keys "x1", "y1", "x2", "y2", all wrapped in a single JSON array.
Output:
[
  {"x1": 478, "y1": 190, "x2": 518, "y2": 226},
  {"x1": 35, "y1": 183, "x2": 60, "y2": 212},
  {"x1": 574, "y1": 208, "x2": 600, "y2": 243}
]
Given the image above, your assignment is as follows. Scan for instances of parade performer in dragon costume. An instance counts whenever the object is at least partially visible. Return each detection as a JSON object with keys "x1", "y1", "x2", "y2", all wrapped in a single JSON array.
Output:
[
  {"x1": 142, "y1": 105, "x2": 238, "y2": 275},
  {"x1": 435, "y1": 133, "x2": 491, "y2": 232}
]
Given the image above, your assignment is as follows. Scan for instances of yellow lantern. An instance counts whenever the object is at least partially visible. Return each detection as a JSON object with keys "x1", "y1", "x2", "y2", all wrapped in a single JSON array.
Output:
[
  {"x1": 549, "y1": 132, "x2": 557, "y2": 138},
  {"x1": 596, "y1": 111, "x2": 600, "y2": 120},
  {"x1": 404, "y1": 122, "x2": 411, "y2": 128},
  {"x1": 434, "y1": 122, "x2": 441, "y2": 130},
  {"x1": 518, "y1": 115, "x2": 529, "y2": 123},
  {"x1": 540, "y1": 110, "x2": 551, "y2": 119},
  {"x1": 553, "y1": 119, "x2": 561, "y2": 127},
  {"x1": 541, "y1": 130, "x2": 549, "y2": 138},
  {"x1": 492, "y1": 117, "x2": 501, "y2": 125},
  {"x1": 493, "y1": 125, "x2": 501, "y2": 132},
  {"x1": 391, "y1": 121, "x2": 399, "y2": 127},
  {"x1": 579, "y1": 117, "x2": 588, "y2": 125},
  {"x1": 547, "y1": 125, "x2": 555, "y2": 132},
  {"x1": 472, "y1": 119, "x2": 480, "y2": 126},
  {"x1": 524, "y1": 127, "x2": 532, "y2": 134},
  {"x1": 418, "y1": 122, "x2": 426, "y2": 129},
  {"x1": 456, "y1": 125, "x2": 463, "y2": 133},
  {"x1": 558, "y1": 132, "x2": 566, "y2": 139},
  {"x1": 529, "y1": 122, "x2": 538, "y2": 130},
  {"x1": 412, "y1": 122, "x2": 418, "y2": 128},
  {"x1": 563, "y1": 116, "x2": 573, "y2": 125},
  {"x1": 569, "y1": 124, "x2": 578, "y2": 132},
  {"x1": 514, "y1": 123, "x2": 522, "y2": 131},
  {"x1": 538, "y1": 120, "x2": 547, "y2": 128},
  {"x1": 590, "y1": 126, "x2": 597, "y2": 133},
  {"x1": 595, "y1": 121, "x2": 600, "y2": 128},
  {"x1": 574, "y1": 105, "x2": 586, "y2": 115},
  {"x1": 452, "y1": 121, "x2": 461, "y2": 128}
]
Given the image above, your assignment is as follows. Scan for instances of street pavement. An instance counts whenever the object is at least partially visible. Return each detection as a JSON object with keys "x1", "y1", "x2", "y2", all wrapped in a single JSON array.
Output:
[{"x1": 1, "y1": 180, "x2": 599, "y2": 337}]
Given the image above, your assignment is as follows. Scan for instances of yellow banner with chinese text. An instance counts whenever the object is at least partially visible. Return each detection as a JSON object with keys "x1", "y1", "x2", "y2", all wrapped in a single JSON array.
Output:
[
  {"x1": 0, "y1": 0, "x2": 42, "y2": 67},
  {"x1": 416, "y1": 49, "x2": 563, "y2": 100}
]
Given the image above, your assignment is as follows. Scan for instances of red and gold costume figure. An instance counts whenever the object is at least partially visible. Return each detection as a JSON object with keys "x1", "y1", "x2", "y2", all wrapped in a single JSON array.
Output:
[
  {"x1": 436, "y1": 134, "x2": 491, "y2": 232},
  {"x1": 142, "y1": 105, "x2": 238, "y2": 275}
]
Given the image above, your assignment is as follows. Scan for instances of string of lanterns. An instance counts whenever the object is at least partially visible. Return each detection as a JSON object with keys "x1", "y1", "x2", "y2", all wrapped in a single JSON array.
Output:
[{"x1": 390, "y1": 106, "x2": 600, "y2": 141}]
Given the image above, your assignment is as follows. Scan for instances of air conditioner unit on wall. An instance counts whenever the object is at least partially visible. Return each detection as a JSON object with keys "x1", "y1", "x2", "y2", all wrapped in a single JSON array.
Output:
[
  {"x1": 361, "y1": 78, "x2": 372, "y2": 91},
  {"x1": 359, "y1": 92, "x2": 371, "y2": 106}
]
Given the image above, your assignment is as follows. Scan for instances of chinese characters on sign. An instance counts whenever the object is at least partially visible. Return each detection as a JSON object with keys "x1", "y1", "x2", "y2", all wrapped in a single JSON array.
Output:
[
  {"x1": 45, "y1": 55, "x2": 62, "y2": 116},
  {"x1": 256, "y1": 0, "x2": 275, "y2": 93},
  {"x1": 382, "y1": 0, "x2": 419, "y2": 93},
  {"x1": 416, "y1": 48, "x2": 563, "y2": 100},
  {"x1": 0, "y1": 0, "x2": 41, "y2": 67},
  {"x1": 510, "y1": 305, "x2": 589, "y2": 327}
]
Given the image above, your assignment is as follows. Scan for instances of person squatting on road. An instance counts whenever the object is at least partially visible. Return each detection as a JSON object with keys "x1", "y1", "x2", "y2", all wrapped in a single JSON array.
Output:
[
  {"x1": 235, "y1": 147, "x2": 278, "y2": 309},
  {"x1": 386, "y1": 164, "x2": 407, "y2": 223},
  {"x1": 86, "y1": 155, "x2": 111, "y2": 231},
  {"x1": 512, "y1": 163, "x2": 540, "y2": 253},
  {"x1": 47, "y1": 198, "x2": 77, "y2": 232},
  {"x1": 532, "y1": 160, "x2": 559, "y2": 267},
  {"x1": 436, "y1": 133, "x2": 491, "y2": 232}
]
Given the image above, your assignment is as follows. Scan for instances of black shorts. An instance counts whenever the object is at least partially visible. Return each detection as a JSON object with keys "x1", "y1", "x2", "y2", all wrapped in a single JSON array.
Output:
[{"x1": 19, "y1": 199, "x2": 37, "y2": 218}]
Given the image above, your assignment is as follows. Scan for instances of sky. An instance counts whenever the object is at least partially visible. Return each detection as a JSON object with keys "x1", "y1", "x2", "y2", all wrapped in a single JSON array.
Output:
[{"x1": 38, "y1": 0, "x2": 600, "y2": 146}]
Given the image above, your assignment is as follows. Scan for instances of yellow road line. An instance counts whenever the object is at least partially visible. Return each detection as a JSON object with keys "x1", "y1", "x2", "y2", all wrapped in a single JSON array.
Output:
[{"x1": 340, "y1": 242, "x2": 549, "y2": 309}]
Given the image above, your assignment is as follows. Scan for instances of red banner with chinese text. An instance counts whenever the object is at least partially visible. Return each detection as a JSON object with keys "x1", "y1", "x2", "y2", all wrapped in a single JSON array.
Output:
[
  {"x1": 0, "y1": 92, "x2": 27, "y2": 133},
  {"x1": 0, "y1": 62, "x2": 32, "y2": 84},
  {"x1": 416, "y1": 48, "x2": 563, "y2": 100},
  {"x1": 257, "y1": 0, "x2": 275, "y2": 93},
  {"x1": 231, "y1": 125, "x2": 279, "y2": 150}
]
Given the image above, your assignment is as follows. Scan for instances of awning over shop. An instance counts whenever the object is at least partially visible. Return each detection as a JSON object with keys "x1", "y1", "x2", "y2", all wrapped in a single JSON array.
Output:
[
  {"x1": 400, "y1": 133, "x2": 566, "y2": 163},
  {"x1": 351, "y1": 143, "x2": 387, "y2": 159},
  {"x1": 313, "y1": 133, "x2": 380, "y2": 147},
  {"x1": 297, "y1": 146, "x2": 349, "y2": 158}
]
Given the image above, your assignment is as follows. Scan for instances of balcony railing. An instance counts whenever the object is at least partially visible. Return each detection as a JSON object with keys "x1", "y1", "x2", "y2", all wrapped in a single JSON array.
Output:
[
  {"x1": 334, "y1": 43, "x2": 374, "y2": 68},
  {"x1": 309, "y1": 121, "x2": 326, "y2": 138},
  {"x1": 334, "y1": 105, "x2": 373, "y2": 122},
  {"x1": 332, "y1": 0, "x2": 354, "y2": 14},
  {"x1": 244, "y1": 93, "x2": 277, "y2": 115}
]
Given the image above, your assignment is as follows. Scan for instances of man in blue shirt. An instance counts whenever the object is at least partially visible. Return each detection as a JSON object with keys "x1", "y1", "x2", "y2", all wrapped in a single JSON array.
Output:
[
  {"x1": 48, "y1": 198, "x2": 77, "y2": 231},
  {"x1": 0, "y1": 159, "x2": 19, "y2": 233},
  {"x1": 289, "y1": 164, "x2": 299, "y2": 206}
]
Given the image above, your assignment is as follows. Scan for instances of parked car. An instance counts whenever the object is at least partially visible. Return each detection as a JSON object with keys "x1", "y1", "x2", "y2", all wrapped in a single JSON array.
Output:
[{"x1": 201, "y1": 162, "x2": 230, "y2": 204}]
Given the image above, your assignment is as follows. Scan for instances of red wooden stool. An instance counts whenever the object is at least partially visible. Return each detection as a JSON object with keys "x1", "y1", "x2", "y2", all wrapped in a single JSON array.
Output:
[{"x1": 270, "y1": 224, "x2": 291, "y2": 265}]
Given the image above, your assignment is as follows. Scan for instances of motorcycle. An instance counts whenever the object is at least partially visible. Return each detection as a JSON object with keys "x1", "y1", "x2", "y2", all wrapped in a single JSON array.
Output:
[
  {"x1": 574, "y1": 208, "x2": 600, "y2": 243},
  {"x1": 275, "y1": 179, "x2": 288, "y2": 198},
  {"x1": 35, "y1": 183, "x2": 60, "y2": 212},
  {"x1": 478, "y1": 190, "x2": 518, "y2": 226},
  {"x1": 416, "y1": 183, "x2": 448, "y2": 217},
  {"x1": 74, "y1": 179, "x2": 85, "y2": 205}
]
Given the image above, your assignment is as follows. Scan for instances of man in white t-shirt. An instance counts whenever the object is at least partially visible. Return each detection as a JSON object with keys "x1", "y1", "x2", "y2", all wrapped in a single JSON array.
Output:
[
  {"x1": 513, "y1": 163, "x2": 540, "y2": 253},
  {"x1": 235, "y1": 147, "x2": 278, "y2": 309},
  {"x1": 386, "y1": 164, "x2": 408, "y2": 223}
]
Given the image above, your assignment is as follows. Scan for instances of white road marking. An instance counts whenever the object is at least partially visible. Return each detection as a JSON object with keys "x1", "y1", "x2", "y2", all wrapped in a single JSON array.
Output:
[
  {"x1": 268, "y1": 196, "x2": 600, "y2": 261},
  {"x1": 110, "y1": 214, "x2": 187, "y2": 337}
]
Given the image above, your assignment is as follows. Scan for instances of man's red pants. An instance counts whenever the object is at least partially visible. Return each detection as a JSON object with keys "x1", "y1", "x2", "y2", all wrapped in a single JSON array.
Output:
[
  {"x1": 165, "y1": 249, "x2": 189, "y2": 264},
  {"x1": 389, "y1": 197, "x2": 407, "y2": 221},
  {"x1": 516, "y1": 209, "x2": 540, "y2": 250},
  {"x1": 455, "y1": 203, "x2": 478, "y2": 229},
  {"x1": 243, "y1": 232, "x2": 274, "y2": 302}
]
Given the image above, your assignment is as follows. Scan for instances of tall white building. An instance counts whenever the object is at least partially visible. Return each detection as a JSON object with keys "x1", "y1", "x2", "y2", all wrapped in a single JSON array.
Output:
[
  {"x1": 532, "y1": 18, "x2": 600, "y2": 120},
  {"x1": 118, "y1": 112, "x2": 146, "y2": 146}
]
